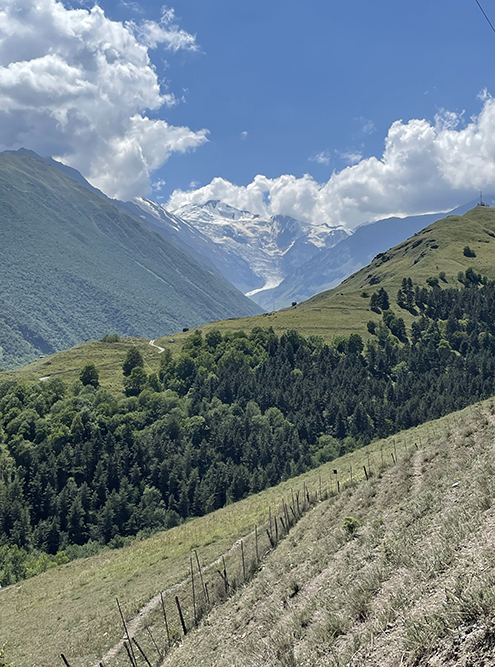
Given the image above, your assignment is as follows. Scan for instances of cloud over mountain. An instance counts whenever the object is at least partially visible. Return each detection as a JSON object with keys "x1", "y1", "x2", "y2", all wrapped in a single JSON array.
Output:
[
  {"x1": 0, "y1": 0, "x2": 207, "y2": 199},
  {"x1": 168, "y1": 97, "x2": 495, "y2": 230}
]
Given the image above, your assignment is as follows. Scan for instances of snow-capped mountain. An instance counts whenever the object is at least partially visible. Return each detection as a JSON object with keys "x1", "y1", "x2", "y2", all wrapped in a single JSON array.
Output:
[{"x1": 169, "y1": 200, "x2": 349, "y2": 296}]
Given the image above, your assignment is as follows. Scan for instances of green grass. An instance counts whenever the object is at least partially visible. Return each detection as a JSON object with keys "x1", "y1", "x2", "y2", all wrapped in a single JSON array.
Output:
[
  {"x1": 6, "y1": 205, "x2": 495, "y2": 393},
  {"x1": 158, "y1": 206, "x2": 495, "y2": 346},
  {"x1": 0, "y1": 337, "x2": 163, "y2": 396},
  {"x1": 0, "y1": 406, "x2": 466, "y2": 667}
]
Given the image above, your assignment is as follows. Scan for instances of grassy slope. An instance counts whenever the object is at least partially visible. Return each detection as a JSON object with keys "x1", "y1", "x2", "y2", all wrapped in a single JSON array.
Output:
[
  {"x1": 1, "y1": 400, "x2": 494, "y2": 667},
  {"x1": 3, "y1": 208, "x2": 495, "y2": 664},
  {"x1": 152, "y1": 205, "x2": 495, "y2": 344},
  {"x1": 0, "y1": 153, "x2": 261, "y2": 370},
  {"x1": 1, "y1": 337, "x2": 163, "y2": 396},
  {"x1": 6, "y1": 205, "x2": 495, "y2": 392},
  {"x1": 159, "y1": 400, "x2": 495, "y2": 667}
]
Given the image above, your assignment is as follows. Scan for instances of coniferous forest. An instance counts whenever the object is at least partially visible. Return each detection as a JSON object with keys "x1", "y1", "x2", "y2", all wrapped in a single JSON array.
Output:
[{"x1": 2, "y1": 272, "x2": 495, "y2": 585}]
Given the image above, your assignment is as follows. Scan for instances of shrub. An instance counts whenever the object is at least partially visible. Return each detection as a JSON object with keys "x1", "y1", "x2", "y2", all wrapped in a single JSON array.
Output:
[
  {"x1": 122, "y1": 346, "x2": 144, "y2": 376},
  {"x1": 79, "y1": 363, "x2": 99, "y2": 388},
  {"x1": 100, "y1": 333, "x2": 120, "y2": 343},
  {"x1": 342, "y1": 516, "x2": 360, "y2": 538},
  {"x1": 463, "y1": 245, "x2": 476, "y2": 258}
]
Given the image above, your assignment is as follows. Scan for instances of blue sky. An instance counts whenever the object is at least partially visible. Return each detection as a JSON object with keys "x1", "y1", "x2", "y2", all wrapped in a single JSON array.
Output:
[
  {"x1": 1, "y1": 0, "x2": 495, "y2": 228},
  {"x1": 100, "y1": 0, "x2": 495, "y2": 197}
]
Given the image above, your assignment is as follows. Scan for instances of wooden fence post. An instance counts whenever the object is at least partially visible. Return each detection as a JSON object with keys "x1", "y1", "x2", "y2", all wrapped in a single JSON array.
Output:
[
  {"x1": 255, "y1": 524, "x2": 259, "y2": 564},
  {"x1": 146, "y1": 626, "x2": 162, "y2": 659},
  {"x1": 195, "y1": 550, "x2": 209, "y2": 607},
  {"x1": 241, "y1": 540, "x2": 246, "y2": 582},
  {"x1": 190, "y1": 555, "x2": 197, "y2": 626},
  {"x1": 117, "y1": 598, "x2": 138, "y2": 667},
  {"x1": 160, "y1": 591, "x2": 171, "y2": 647},
  {"x1": 132, "y1": 637, "x2": 152, "y2": 667},
  {"x1": 175, "y1": 595, "x2": 187, "y2": 636},
  {"x1": 123, "y1": 642, "x2": 135, "y2": 667}
]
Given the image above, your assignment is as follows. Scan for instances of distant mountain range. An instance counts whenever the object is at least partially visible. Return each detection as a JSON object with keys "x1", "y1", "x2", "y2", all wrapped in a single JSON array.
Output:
[
  {"x1": 41, "y1": 151, "x2": 491, "y2": 312},
  {"x1": 169, "y1": 200, "x2": 348, "y2": 295},
  {"x1": 142, "y1": 196, "x2": 488, "y2": 311},
  {"x1": 0, "y1": 150, "x2": 261, "y2": 369}
]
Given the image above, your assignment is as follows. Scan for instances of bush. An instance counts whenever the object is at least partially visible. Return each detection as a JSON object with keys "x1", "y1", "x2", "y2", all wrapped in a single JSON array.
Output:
[
  {"x1": 342, "y1": 516, "x2": 361, "y2": 538},
  {"x1": 123, "y1": 366, "x2": 147, "y2": 396},
  {"x1": 79, "y1": 363, "x2": 99, "y2": 388},
  {"x1": 101, "y1": 334, "x2": 120, "y2": 343},
  {"x1": 122, "y1": 346, "x2": 144, "y2": 376},
  {"x1": 463, "y1": 245, "x2": 476, "y2": 258}
]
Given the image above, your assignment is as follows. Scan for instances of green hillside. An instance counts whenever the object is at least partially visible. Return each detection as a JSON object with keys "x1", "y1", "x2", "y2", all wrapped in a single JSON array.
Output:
[
  {"x1": 5, "y1": 205, "x2": 495, "y2": 390},
  {"x1": 0, "y1": 401, "x2": 493, "y2": 667},
  {"x1": 0, "y1": 151, "x2": 261, "y2": 370},
  {"x1": 3, "y1": 206, "x2": 495, "y2": 666},
  {"x1": 153, "y1": 205, "x2": 495, "y2": 344}
]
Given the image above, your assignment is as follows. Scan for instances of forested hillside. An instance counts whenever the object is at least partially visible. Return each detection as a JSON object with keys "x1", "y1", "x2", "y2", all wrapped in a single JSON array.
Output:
[{"x1": 3, "y1": 272, "x2": 495, "y2": 585}]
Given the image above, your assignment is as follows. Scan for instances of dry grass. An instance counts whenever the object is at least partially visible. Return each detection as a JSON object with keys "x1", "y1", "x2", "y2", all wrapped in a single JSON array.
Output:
[
  {"x1": 0, "y1": 412, "x2": 444, "y2": 667},
  {"x1": 149, "y1": 400, "x2": 495, "y2": 667}
]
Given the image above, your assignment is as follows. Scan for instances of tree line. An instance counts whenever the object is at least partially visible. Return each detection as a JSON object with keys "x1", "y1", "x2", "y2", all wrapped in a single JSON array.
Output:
[{"x1": 2, "y1": 271, "x2": 495, "y2": 584}]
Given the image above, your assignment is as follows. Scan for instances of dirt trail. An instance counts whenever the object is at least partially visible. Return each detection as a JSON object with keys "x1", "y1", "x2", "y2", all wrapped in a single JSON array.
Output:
[
  {"x1": 149, "y1": 339, "x2": 165, "y2": 353},
  {"x1": 94, "y1": 536, "x2": 247, "y2": 666},
  {"x1": 412, "y1": 448, "x2": 423, "y2": 495}
]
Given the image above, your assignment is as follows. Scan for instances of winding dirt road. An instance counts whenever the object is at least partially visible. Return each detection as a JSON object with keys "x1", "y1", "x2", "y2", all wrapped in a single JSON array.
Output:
[{"x1": 149, "y1": 339, "x2": 165, "y2": 353}]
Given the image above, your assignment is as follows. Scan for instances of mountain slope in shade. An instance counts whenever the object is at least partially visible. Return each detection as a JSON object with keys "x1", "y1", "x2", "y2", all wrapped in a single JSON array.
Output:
[
  {"x1": 124, "y1": 197, "x2": 260, "y2": 294},
  {"x1": 0, "y1": 151, "x2": 262, "y2": 369},
  {"x1": 253, "y1": 199, "x2": 488, "y2": 310},
  {"x1": 170, "y1": 199, "x2": 349, "y2": 294},
  {"x1": 39, "y1": 156, "x2": 279, "y2": 295}
]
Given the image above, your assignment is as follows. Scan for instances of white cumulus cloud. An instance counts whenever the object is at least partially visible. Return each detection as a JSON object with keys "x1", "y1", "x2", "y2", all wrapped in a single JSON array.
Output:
[
  {"x1": 0, "y1": 0, "x2": 207, "y2": 199},
  {"x1": 168, "y1": 96, "x2": 495, "y2": 230}
]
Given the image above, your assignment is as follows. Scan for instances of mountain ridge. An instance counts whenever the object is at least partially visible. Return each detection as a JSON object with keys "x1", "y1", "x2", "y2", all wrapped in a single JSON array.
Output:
[
  {"x1": 253, "y1": 198, "x2": 489, "y2": 309},
  {"x1": 0, "y1": 150, "x2": 261, "y2": 369},
  {"x1": 171, "y1": 199, "x2": 349, "y2": 294}
]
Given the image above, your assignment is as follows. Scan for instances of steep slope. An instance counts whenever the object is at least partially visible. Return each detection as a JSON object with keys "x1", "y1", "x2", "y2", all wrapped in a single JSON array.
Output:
[
  {"x1": 124, "y1": 197, "x2": 259, "y2": 293},
  {"x1": 0, "y1": 151, "x2": 261, "y2": 369},
  {"x1": 158, "y1": 402, "x2": 495, "y2": 667},
  {"x1": 254, "y1": 199, "x2": 484, "y2": 310},
  {"x1": 43, "y1": 155, "x2": 330, "y2": 296},
  {"x1": 2, "y1": 401, "x2": 495, "y2": 667},
  {"x1": 38, "y1": 152, "x2": 237, "y2": 283},
  {"x1": 8, "y1": 205, "x2": 495, "y2": 383},
  {"x1": 171, "y1": 199, "x2": 348, "y2": 294}
]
